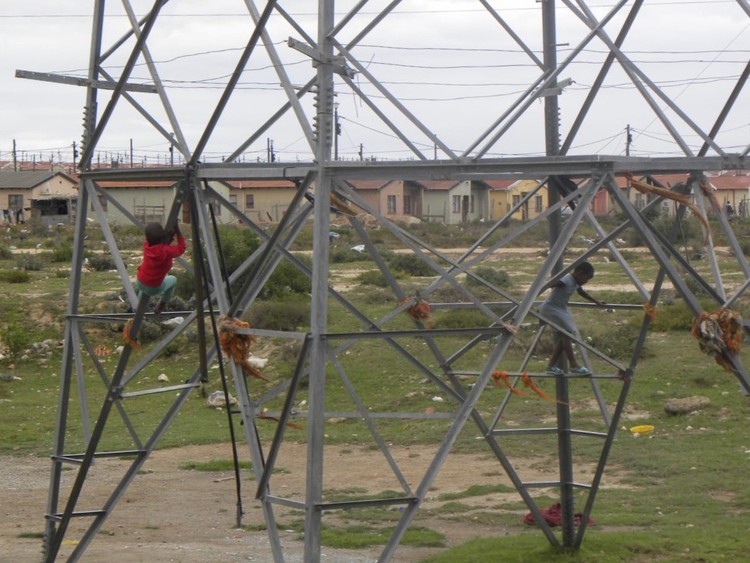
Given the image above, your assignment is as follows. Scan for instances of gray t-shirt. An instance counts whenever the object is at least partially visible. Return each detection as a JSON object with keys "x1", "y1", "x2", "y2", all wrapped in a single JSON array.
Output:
[{"x1": 539, "y1": 273, "x2": 578, "y2": 334}]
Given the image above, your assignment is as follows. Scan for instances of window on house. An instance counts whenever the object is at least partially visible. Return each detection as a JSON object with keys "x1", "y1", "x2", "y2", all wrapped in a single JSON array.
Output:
[
  {"x1": 229, "y1": 194, "x2": 237, "y2": 206},
  {"x1": 8, "y1": 194, "x2": 23, "y2": 210},
  {"x1": 634, "y1": 193, "x2": 643, "y2": 209},
  {"x1": 245, "y1": 194, "x2": 255, "y2": 209},
  {"x1": 452, "y1": 195, "x2": 461, "y2": 213},
  {"x1": 470, "y1": 195, "x2": 475, "y2": 213},
  {"x1": 403, "y1": 194, "x2": 412, "y2": 214},
  {"x1": 512, "y1": 194, "x2": 520, "y2": 208},
  {"x1": 535, "y1": 195, "x2": 543, "y2": 213},
  {"x1": 387, "y1": 195, "x2": 397, "y2": 214}
]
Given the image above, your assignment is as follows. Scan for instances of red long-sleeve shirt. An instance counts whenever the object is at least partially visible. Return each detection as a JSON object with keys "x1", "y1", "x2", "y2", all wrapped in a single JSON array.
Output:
[{"x1": 136, "y1": 235, "x2": 186, "y2": 288}]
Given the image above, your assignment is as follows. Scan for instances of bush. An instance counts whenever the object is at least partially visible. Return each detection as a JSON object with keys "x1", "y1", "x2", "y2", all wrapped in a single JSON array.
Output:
[
  {"x1": 87, "y1": 253, "x2": 115, "y2": 272},
  {"x1": 0, "y1": 270, "x2": 30, "y2": 283},
  {"x1": 174, "y1": 270, "x2": 196, "y2": 300},
  {"x1": 330, "y1": 247, "x2": 368, "y2": 263},
  {"x1": 433, "y1": 309, "x2": 488, "y2": 330},
  {"x1": 0, "y1": 245, "x2": 12, "y2": 259},
  {"x1": 466, "y1": 266, "x2": 511, "y2": 289},
  {"x1": 110, "y1": 225, "x2": 145, "y2": 250},
  {"x1": 649, "y1": 302, "x2": 696, "y2": 331},
  {"x1": 586, "y1": 319, "x2": 650, "y2": 360},
  {"x1": 50, "y1": 243, "x2": 73, "y2": 263},
  {"x1": 388, "y1": 254, "x2": 435, "y2": 277},
  {"x1": 355, "y1": 270, "x2": 389, "y2": 287},
  {"x1": 1, "y1": 313, "x2": 33, "y2": 360},
  {"x1": 247, "y1": 297, "x2": 310, "y2": 331},
  {"x1": 15, "y1": 254, "x2": 45, "y2": 271},
  {"x1": 257, "y1": 260, "x2": 311, "y2": 299}
]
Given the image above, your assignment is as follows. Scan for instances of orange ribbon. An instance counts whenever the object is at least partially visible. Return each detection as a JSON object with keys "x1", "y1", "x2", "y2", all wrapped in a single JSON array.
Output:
[
  {"x1": 522, "y1": 372, "x2": 567, "y2": 404},
  {"x1": 259, "y1": 409, "x2": 303, "y2": 430},
  {"x1": 492, "y1": 370, "x2": 530, "y2": 396}
]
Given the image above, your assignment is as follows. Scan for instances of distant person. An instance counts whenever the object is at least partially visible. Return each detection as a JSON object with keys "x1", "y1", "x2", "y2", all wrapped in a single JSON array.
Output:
[
  {"x1": 539, "y1": 261, "x2": 606, "y2": 375},
  {"x1": 135, "y1": 222, "x2": 186, "y2": 314}
]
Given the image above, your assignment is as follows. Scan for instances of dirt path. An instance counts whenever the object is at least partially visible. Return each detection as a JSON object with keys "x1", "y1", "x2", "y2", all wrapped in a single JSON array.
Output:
[{"x1": 1, "y1": 442, "x2": 538, "y2": 563}]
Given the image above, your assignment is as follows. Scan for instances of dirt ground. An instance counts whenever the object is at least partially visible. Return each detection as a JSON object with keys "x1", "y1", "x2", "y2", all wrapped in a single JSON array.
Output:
[{"x1": 1, "y1": 442, "x2": 546, "y2": 563}]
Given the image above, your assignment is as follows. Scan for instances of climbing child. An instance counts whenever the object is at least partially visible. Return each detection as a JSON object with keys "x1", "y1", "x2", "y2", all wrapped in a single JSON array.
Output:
[
  {"x1": 135, "y1": 222, "x2": 186, "y2": 314},
  {"x1": 539, "y1": 261, "x2": 605, "y2": 375}
]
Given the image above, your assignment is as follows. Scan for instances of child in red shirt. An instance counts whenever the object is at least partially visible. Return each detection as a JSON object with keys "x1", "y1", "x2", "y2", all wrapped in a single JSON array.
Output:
[{"x1": 135, "y1": 222, "x2": 186, "y2": 314}]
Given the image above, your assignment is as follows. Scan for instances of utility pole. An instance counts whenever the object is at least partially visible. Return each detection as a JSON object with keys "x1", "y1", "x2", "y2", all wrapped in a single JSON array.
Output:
[
  {"x1": 267, "y1": 138, "x2": 275, "y2": 162},
  {"x1": 333, "y1": 105, "x2": 341, "y2": 160},
  {"x1": 130, "y1": 139, "x2": 134, "y2": 168},
  {"x1": 12, "y1": 139, "x2": 18, "y2": 171},
  {"x1": 542, "y1": 0, "x2": 575, "y2": 549},
  {"x1": 359, "y1": 143, "x2": 363, "y2": 161},
  {"x1": 625, "y1": 124, "x2": 632, "y2": 156}
]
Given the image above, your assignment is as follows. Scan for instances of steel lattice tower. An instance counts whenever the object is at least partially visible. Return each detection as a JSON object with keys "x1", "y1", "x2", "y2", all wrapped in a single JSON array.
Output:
[{"x1": 22, "y1": 1, "x2": 750, "y2": 561}]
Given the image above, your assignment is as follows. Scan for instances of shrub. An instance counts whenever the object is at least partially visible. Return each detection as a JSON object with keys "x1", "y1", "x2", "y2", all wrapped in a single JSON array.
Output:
[
  {"x1": 433, "y1": 309, "x2": 488, "y2": 330},
  {"x1": 331, "y1": 247, "x2": 368, "y2": 263},
  {"x1": 87, "y1": 253, "x2": 115, "y2": 272},
  {"x1": 1, "y1": 270, "x2": 30, "y2": 283},
  {"x1": 466, "y1": 266, "x2": 511, "y2": 289},
  {"x1": 50, "y1": 243, "x2": 74, "y2": 263},
  {"x1": 0, "y1": 245, "x2": 12, "y2": 259},
  {"x1": 15, "y1": 254, "x2": 45, "y2": 271},
  {"x1": 110, "y1": 225, "x2": 145, "y2": 250},
  {"x1": 586, "y1": 319, "x2": 650, "y2": 360},
  {"x1": 257, "y1": 260, "x2": 312, "y2": 299},
  {"x1": 247, "y1": 297, "x2": 310, "y2": 331},
  {"x1": 355, "y1": 270, "x2": 389, "y2": 287},
  {"x1": 1, "y1": 313, "x2": 33, "y2": 360},
  {"x1": 174, "y1": 270, "x2": 196, "y2": 300},
  {"x1": 388, "y1": 254, "x2": 435, "y2": 277},
  {"x1": 649, "y1": 302, "x2": 696, "y2": 331}
]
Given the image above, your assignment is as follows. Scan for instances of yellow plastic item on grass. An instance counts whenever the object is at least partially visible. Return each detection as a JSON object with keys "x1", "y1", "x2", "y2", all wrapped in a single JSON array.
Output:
[{"x1": 630, "y1": 424, "x2": 654, "y2": 435}]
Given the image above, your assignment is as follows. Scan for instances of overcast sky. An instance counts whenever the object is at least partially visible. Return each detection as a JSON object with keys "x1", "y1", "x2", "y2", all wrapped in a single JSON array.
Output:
[{"x1": 2, "y1": 1, "x2": 748, "y2": 167}]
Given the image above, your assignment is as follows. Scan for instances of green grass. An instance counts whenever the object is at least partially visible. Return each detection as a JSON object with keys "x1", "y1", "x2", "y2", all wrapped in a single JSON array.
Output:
[
  {"x1": 436, "y1": 483, "x2": 517, "y2": 501},
  {"x1": 320, "y1": 524, "x2": 446, "y2": 549},
  {"x1": 2, "y1": 220, "x2": 750, "y2": 561},
  {"x1": 178, "y1": 459, "x2": 253, "y2": 472}
]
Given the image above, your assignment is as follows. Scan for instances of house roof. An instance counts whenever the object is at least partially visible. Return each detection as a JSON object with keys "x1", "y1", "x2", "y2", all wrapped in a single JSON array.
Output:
[
  {"x1": 0, "y1": 170, "x2": 77, "y2": 190},
  {"x1": 481, "y1": 179, "x2": 517, "y2": 191},
  {"x1": 419, "y1": 180, "x2": 461, "y2": 191}
]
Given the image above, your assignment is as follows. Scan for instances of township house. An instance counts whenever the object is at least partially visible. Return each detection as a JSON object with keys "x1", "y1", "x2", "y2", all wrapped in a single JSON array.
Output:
[
  {"x1": 608, "y1": 173, "x2": 750, "y2": 217},
  {"x1": 90, "y1": 177, "x2": 300, "y2": 226},
  {"x1": 485, "y1": 179, "x2": 547, "y2": 221},
  {"x1": 2, "y1": 165, "x2": 749, "y2": 228},
  {"x1": 223, "y1": 179, "x2": 298, "y2": 223},
  {"x1": 0, "y1": 169, "x2": 78, "y2": 225},
  {"x1": 343, "y1": 179, "x2": 490, "y2": 224}
]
